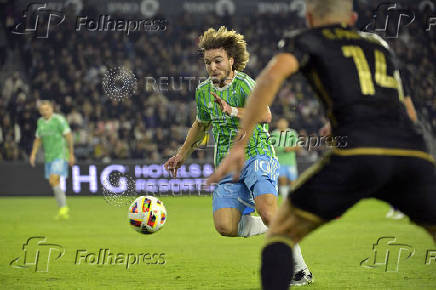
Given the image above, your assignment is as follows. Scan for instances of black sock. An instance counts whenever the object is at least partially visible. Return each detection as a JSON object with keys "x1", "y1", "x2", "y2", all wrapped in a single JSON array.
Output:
[{"x1": 261, "y1": 241, "x2": 294, "y2": 290}]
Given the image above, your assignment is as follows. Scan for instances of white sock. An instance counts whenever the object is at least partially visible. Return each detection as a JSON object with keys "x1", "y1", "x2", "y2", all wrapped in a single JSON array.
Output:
[
  {"x1": 238, "y1": 216, "x2": 309, "y2": 272},
  {"x1": 237, "y1": 215, "x2": 268, "y2": 237},
  {"x1": 293, "y1": 243, "x2": 308, "y2": 272},
  {"x1": 52, "y1": 185, "x2": 67, "y2": 208},
  {"x1": 279, "y1": 185, "x2": 290, "y2": 198}
]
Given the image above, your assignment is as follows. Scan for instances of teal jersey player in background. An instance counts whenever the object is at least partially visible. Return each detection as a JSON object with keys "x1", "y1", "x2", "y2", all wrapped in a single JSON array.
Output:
[
  {"x1": 271, "y1": 118, "x2": 301, "y2": 198},
  {"x1": 164, "y1": 26, "x2": 312, "y2": 286},
  {"x1": 30, "y1": 100, "x2": 75, "y2": 220}
]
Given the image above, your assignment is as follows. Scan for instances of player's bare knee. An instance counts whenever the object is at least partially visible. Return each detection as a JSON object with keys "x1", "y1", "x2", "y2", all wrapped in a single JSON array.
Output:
[{"x1": 214, "y1": 223, "x2": 237, "y2": 237}]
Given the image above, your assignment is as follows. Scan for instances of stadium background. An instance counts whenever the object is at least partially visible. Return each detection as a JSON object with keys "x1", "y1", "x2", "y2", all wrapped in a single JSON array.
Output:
[{"x1": 0, "y1": 0, "x2": 435, "y2": 195}]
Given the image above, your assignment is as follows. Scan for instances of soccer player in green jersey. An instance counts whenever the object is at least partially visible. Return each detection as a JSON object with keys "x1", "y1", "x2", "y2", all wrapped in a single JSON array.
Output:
[
  {"x1": 271, "y1": 118, "x2": 301, "y2": 198},
  {"x1": 208, "y1": 1, "x2": 436, "y2": 288},
  {"x1": 164, "y1": 26, "x2": 311, "y2": 285},
  {"x1": 30, "y1": 100, "x2": 75, "y2": 220}
]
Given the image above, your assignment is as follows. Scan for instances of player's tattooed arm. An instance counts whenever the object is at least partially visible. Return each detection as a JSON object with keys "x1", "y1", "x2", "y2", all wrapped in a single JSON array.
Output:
[
  {"x1": 237, "y1": 53, "x2": 299, "y2": 147},
  {"x1": 30, "y1": 138, "x2": 41, "y2": 167},
  {"x1": 211, "y1": 92, "x2": 272, "y2": 122},
  {"x1": 164, "y1": 120, "x2": 211, "y2": 177},
  {"x1": 182, "y1": 120, "x2": 211, "y2": 154}
]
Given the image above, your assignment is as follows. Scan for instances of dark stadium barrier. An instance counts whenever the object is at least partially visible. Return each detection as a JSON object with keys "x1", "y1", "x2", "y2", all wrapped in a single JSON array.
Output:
[
  {"x1": 0, "y1": 162, "x2": 214, "y2": 196},
  {"x1": 0, "y1": 161, "x2": 313, "y2": 196}
]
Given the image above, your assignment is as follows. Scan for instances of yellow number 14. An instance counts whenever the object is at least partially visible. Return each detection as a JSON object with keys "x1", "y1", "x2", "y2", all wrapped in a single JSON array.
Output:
[{"x1": 342, "y1": 46, "x2": 404, "y2": 100}]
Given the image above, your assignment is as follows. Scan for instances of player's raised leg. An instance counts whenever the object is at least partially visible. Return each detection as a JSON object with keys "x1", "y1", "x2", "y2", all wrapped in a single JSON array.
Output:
[
  {"x1": 212, "y1": 179, "x2": 268, "y2": 237},
  {"x1": 212, "y1": 180, "x2": 244, "y2": 237}
]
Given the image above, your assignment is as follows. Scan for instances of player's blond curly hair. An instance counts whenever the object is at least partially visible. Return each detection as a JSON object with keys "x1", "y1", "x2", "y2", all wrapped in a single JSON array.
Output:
[{"x1": 198, "y1": 26, "x2": 249, "y2": 72}]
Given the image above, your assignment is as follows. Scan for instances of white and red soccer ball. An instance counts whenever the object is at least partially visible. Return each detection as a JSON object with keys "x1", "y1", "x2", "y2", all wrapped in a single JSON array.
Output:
[{"x1": 128, "y1": 196, "x2": 167, "y2": 234}]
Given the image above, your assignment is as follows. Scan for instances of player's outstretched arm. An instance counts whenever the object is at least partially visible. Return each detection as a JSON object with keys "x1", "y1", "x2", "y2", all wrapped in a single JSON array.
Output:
[
  {"x1": 30, "y1": 138, "x2": 41, "y2": 167},
  {"x1": 211, "y1": 92, "x2": 272, "y2": 122},
  {"x1": 207, "y1": 53, "x2": 299, "y2": 184},
  {"x1": 64, "y1": 132, "x2": 75, "y2": 166},
  {"x1": 238, "y1": 53, "x2": 299, "y2": 146},
  {"x1": 164, "y1": 119, "x2": 211, "y2": 177}
]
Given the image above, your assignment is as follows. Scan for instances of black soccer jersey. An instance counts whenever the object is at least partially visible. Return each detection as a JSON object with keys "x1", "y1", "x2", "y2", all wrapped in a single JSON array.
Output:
[{"x1": 279, "y1": 24, "x2": 427, "y2": 152}]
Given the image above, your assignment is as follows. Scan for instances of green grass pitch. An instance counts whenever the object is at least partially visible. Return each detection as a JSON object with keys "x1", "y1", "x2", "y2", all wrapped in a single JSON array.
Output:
[{"x1": 0, "y1": 196, "x2": 435, "y2": 289}]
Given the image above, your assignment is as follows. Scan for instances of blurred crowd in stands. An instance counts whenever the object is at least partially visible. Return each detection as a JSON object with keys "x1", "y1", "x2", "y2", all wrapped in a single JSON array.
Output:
[{"x1": 1, "y1": 1, "x2": 435, "y2": 162}]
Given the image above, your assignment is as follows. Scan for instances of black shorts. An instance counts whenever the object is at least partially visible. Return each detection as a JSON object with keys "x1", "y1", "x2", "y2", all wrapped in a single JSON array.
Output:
[{"x1": 290, "y1": 151, "x2": 436, "y2": 225}]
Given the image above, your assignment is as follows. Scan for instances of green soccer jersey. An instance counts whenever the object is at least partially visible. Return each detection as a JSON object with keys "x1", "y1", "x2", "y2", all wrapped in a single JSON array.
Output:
[
  {"x1": 35, "y1": 113, "x2": 71, "y2": 163},
  {"x1": 270, "y1": 128, "x2": 298, "y2": 167},
  {"x1": 195, "y1": 71, "x2": 276, "y2": 167}
]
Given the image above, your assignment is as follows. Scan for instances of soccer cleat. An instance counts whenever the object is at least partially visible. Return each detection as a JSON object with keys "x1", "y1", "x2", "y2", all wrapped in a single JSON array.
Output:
[
  {"x1": 290, "y1": 269, "x2": 313, "y2": 286},
  {"x1": 55, "y1": 206, "x2": 70, "y2": 220},
  {"x1": 386, "y1": 208, "x2": 395, "y2": 218},
  {"x1": 391, "y1": 211, "x2": 405, "y2": 220},
  {"x1": 386, "y1": 208, "x2": 405, "y2": 220}
]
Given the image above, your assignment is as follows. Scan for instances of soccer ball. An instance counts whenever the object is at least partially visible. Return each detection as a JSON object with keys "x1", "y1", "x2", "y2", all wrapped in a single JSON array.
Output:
[{"x1": 128, "y1": 196, "x2": 167, "y2": 234}]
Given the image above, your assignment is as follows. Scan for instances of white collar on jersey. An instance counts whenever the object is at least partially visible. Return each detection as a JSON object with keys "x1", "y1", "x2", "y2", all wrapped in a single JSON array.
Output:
[
  {"x1": 42, "y1": 114, "x2": 54, "y2": 121},
  {"x1": 210, "y1": 70, "x2": 238, "y2": 91}
]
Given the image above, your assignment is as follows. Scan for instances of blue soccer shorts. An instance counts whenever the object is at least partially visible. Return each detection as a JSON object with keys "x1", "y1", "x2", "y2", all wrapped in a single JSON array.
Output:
[
  {"x1": 212, "y1": 154, "x2": 279, "y2": 213},
  {"x1": 278, "y1": 165, "x2": 298, "y2": 181},
  {"x1": 45, "y1": 158, "x2": 68, "y2": 179}
]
